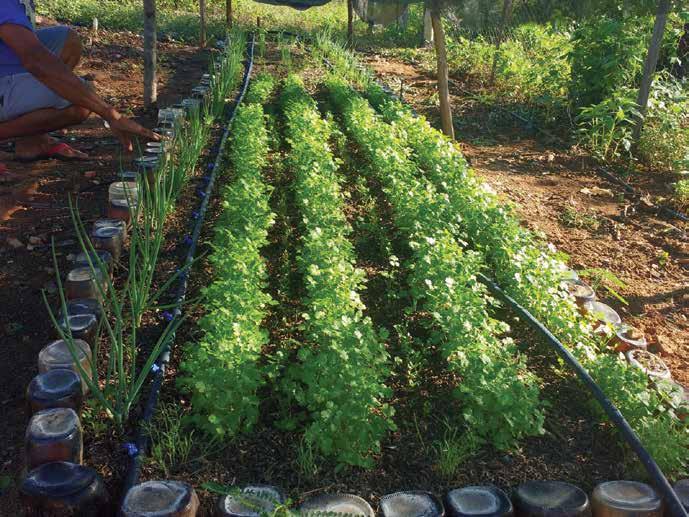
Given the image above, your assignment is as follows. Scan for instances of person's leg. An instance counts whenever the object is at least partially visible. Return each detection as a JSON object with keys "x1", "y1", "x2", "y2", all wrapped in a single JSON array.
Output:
[
  {"x1": 0, "y1": 72, "x2": 90, "y2": 160},
  {"x1": 8, "y1": 106, "x2": 89, "y2": 159},
  {"x1": 9, "y1": 27, "x2": 87, "y2": 159}
]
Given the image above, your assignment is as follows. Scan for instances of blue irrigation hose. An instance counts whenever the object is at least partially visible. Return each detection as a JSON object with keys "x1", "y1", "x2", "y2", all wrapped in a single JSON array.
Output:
[
  {"x1": 477, "y1": 273, "x2": 688, "y2": 517},
  {"x1": 120, "y1": 32, "x2": 256, "y2": 498}
]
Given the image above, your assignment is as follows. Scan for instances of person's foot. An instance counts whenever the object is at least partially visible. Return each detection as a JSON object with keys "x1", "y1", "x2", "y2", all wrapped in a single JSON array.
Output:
[{"x1": 14, "y1": 135, "x2": 89, "y2": 161}]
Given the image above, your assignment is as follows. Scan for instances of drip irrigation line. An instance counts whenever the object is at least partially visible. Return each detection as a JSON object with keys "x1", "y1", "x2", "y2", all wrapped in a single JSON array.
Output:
[
  {"x1": 477, "y1": 273, "x2": 688, "y2": 517},
  {"x1": 120, "y1": 32, "x2": 256, "y2": 499},
  {"x1": 451, "y1": 82, "x2": 689, "y2": 224},
  {"x1": 363, "y1": 69, "x2": 687, "y2": 515}
]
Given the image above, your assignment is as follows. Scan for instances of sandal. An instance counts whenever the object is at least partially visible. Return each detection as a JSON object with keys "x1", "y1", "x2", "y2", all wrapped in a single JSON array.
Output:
[{"x1": 15, "y1": 142, "x2": 89, "y2": 163}]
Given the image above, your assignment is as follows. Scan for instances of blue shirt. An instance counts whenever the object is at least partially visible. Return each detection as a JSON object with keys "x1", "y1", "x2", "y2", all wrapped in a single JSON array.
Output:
[{"x1": 0, "y1": 0, "x2": 35, "y2": 77}]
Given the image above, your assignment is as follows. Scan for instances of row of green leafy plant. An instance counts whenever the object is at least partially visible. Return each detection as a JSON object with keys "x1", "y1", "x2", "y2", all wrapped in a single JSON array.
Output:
[
  {"x1": 178, "y1": 73, "x2": 276, "y2": 437},
  {"x1": 327, "y1": 77, "x2": 546, "y2": 451},
  {"x1": 359, "y1": 79, "x2": 689, "y2": 476},
  {"x1": 47, "y1": 30, "x2": 248, "y2": 431},
  {"x1": 277, "y1": 75, "x2": 394, "y2": 468}
]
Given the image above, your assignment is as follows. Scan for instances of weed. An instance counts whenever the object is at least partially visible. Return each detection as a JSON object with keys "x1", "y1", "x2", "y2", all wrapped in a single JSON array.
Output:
[
  {"x1": 145, "y1": 403, "x2": 197, "y2": 477},
  {"x1": 674, "y1": 179, "x2": 689, "y2": 206},
  {"x1": 559, "y1": 207, "x2": 601, "y2": 232},
  {"x1": 433, "y1": 422, "x2": 481, "y2": 480},
  {"x1": 295, "y1": 436, "x2": 319, "y2": 481}
]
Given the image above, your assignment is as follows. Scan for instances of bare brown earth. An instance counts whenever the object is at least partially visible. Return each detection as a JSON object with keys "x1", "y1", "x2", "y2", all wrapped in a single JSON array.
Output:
[{"x1": 363, "y1": 53, "x2": 689, "y2": 388}]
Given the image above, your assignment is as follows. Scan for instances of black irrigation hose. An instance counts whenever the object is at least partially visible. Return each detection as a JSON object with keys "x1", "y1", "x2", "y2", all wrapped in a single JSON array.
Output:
[
  {"x1": 477, "y1": 273, "x2": 688, "y2": 517},
  {"x1": 120, "y1": 32, "x2": 256, "y2": 499},
  {"x1": 363, "y1": 69, "x2": 688, "y2": 516}
]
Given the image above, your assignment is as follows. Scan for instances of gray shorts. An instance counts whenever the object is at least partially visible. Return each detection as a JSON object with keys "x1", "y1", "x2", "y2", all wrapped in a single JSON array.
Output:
[{"x1": 0, "y1": 26, "x2": 73, "y2": 122}]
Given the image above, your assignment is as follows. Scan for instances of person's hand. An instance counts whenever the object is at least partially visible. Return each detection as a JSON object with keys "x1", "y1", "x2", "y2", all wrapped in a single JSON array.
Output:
[{"x1": 104, "y1": 109, "x2": 161, "y2": 151}]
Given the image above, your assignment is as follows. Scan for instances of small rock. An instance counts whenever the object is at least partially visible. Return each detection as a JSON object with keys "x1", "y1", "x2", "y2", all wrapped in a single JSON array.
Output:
[
  {"x1": 6, "y1": 237, "x2": 24, "y2": 249},
  {"x1": 84, "y1": 170, "x2": 97, "y2": 179}
]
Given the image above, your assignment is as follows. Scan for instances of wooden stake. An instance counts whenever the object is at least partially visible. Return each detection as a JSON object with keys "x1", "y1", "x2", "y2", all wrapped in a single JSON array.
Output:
[
  {"x1": 143, "y1": 0, "x2": 157, "y2": 107},
  {"x1": 633, "y1": 0, "x2": 672, "y2": 141},
  {"x1": 199, "y1": 0, "x2": 206, "y2": 48},
  {"x1": 226, "y1": 0, "x2": 233, "y2": 28},
  {"x1": 431, "y1": 6, "x2": 454, "y2": 139},
  {"x1": 347, "y1": 0, "x2": 354, "y2": 48},
  {"x1": 489, "y1": 0, "x2": 513, "y2": 85},
  {"x1": 423, "y1": 6, "x2": 433, "y2": 47}
]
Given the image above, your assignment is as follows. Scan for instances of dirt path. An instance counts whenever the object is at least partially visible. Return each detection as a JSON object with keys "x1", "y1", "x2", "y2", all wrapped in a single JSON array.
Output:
[
  {"x1": 363, "y1": 54, "x2": 689, "y2": 388},
  {"x1": 0, "y1": 21, "x2": 211, "y2": 505}
]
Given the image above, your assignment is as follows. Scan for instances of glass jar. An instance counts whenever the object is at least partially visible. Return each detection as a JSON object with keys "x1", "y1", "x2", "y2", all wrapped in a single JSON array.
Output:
[
  {"x1": 122, "y1": 480, "x2": 199, "y2": 517},
  {"x1": 158, "y1": 107, "x2": 185, "y2": 126},
  {"x1": 154, "y1": 127, "x2": 175, "y2": 139},
  {"x1": 91, "y1": 226, "x2": 124, "y2": 263},
  {"x1": 613, "y1": 324, "x2": 648, "y2": 353},
  {"x1": 20, "y1": 461, "x2": 109, "y2": 516},
  {"x1": 118, "y1": 170, "x2": 140, "y2": 182},
  {"x1": 65, "y1": 267, "x2": 107, "y2": 301},
  {"x1": 108, "y1": 181, "x2": 139, "y2": 223},
  {"x1": 38, "y1": 339, "x2": 92, "y2": 394},
  {"x1": 582, "y1": 300, "x2": 622, "y2": 331},
  {"x1": 300, "y1": 494, "x2": 374, "y2": 516},
  {"x1": 134, "y1": 155, "x2": 159, "y2": 187},
  {"x1": 563, "y1": 280, "x2": 596, "y2": 307},
  {"x1": 514, "y1": 481, "x2": 590, "y2": 517},
  {"x1": 59, "y1": 298, "x2": 102, "y2": 321},
  {"x1": 26, "y1": 369, "x2": 83, "y2": 415},
  {"x1": 58, "y1": 313, "x2": 98, "y2": 345},
  {"x1": 379, "y1": 492, "x2": 443, "y2": 517},
  {"x1": 445, "y1": 486, "x2": 513, "y2": 517},
  {"x1": 25, "y1": 408, "x2": 83, "y2": 470},
  {"x1": 180, "y1": 98, "x2": 201, "y2": 118},
  {"x1": 74, "y1": 249, "x2": 113, "y2": 277},
  {"x1": 591, "y1": 481, "x2": 662, "y2": 517},
  {"x1": 217, "y1": 485, "x2": 284, "y2": 517},
  {"x1": 93, "y1": 218, "x2": 128, "y2": 241}
]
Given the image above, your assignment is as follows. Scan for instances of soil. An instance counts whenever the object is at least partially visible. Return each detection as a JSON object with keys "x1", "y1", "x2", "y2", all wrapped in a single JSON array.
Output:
[
  {"x1": 0, "y1": 19, "x2": 214, "y2": 513},
  {"x1": 362, "y1": 53, "x2": 689, "y2": 389},
  {"x1": 0, "y1": 26, "x2": 686, "y2": 515}
]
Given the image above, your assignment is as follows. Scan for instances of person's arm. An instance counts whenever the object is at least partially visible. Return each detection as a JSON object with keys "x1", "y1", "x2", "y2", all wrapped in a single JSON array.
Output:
[{"x1": 0, "y1": 23, "x2": 159, "y2": 150}]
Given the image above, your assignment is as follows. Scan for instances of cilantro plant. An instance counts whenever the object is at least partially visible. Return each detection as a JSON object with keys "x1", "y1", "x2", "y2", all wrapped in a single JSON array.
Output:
[
  {"x1": 278, "y1": 75, "x2": 394, "y2": 468},
  {"x1": 327, "y1": 78, "x2": 545, "y2": 450},
  {"x1": 359, "y1": 78, "x2": 688, "y2": 476},
  {"x1": 178, "y1": 82, "x2": 276, "y2": 436}
]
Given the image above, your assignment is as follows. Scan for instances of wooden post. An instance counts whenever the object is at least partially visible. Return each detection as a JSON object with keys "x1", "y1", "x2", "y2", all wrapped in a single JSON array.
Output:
[
  {"x1": 226, "y1": 0, "x2": 233, "y2": 28},
  {"x1": 633, "y1": 0, "x2": 671, "y2": 141},
  {"x1": 423, "y1": 6, "x2": 433, "y2": 46},
  {"x1": 431, "y1": 5, "x2": 454, "y2": 139},
  {"x1": 489, "y1": 0, "x2": 513, "y2": 85},
  {"x1": 199, "y1": 0, "x2": 206, "y2": 48},
  {"x1": 347, "y1": 0, "x2": 354, "y2": 47},
  {"x1": 257, "y1": 16, "x2": 261, "y2": 29},
  {"x1": 143, "y1": 0, "x2": 157, "y2": 107}
]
